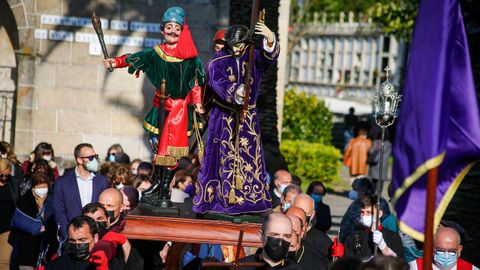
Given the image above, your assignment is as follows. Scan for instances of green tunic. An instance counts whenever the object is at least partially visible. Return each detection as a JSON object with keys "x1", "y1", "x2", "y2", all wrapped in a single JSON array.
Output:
[{"x1": 125, "y1": 45, "x2": 205, "y2": 165}]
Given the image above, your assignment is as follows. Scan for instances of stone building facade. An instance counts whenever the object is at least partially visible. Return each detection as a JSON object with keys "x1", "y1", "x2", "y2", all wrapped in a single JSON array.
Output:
[
  {"x1": 288, "y1": 12, "x2": 406, "y2": 113},
  {"x1": 1, "y1": 0, "x2": 230, "y2": 161}
]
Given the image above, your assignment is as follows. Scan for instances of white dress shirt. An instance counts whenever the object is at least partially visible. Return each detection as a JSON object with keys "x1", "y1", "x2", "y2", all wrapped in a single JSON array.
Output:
[{"x1": 75, "y1": 167, "x2": 95, "y2": 207}]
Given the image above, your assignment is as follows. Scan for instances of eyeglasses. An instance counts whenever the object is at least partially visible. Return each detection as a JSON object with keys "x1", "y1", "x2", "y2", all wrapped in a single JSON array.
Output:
[
  {"x1": 0, "y1": 174, "x2": 11, "y2": 179},
  {"x1": 80, "y1": 155, "x2": 98, "y2": 161},
  {"x1": 435, "y1": 248, "x2": 458, "y2": 254}
]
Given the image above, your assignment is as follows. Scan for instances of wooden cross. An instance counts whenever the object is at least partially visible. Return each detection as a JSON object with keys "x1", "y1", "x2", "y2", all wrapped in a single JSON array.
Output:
[{"x1": 202, "y1": 229, "x2": 265, "y2": 270}]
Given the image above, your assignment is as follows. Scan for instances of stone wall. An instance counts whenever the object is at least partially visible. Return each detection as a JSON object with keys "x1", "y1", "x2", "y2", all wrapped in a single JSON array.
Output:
[{"x1": 4, "y1": 0, "x2": 229, "y2": 161}]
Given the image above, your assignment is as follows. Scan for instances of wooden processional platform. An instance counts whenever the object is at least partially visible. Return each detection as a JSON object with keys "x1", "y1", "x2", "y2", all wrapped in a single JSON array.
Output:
[{"x1": 122, "y1": 203, "x2": 263, "y2": 247}]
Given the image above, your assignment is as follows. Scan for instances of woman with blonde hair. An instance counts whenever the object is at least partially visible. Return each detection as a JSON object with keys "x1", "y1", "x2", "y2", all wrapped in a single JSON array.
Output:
[
  {"x1": 0, "y1": 142, "x2": 21, "y2": 176},
  {"x1": 105, "y1": 143, "x2": 124, "y2": 163}
]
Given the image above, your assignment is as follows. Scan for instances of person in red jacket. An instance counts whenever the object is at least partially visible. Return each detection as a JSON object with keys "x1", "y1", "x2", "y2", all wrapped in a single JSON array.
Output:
[{"x1": 409, "y1": 227, "x2": 479, "y2": 270}]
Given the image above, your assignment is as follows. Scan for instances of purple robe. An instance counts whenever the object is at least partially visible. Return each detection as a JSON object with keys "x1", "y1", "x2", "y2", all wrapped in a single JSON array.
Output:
[{"x1": 193, "y1": 39, "x2": 280, "y2": 214}]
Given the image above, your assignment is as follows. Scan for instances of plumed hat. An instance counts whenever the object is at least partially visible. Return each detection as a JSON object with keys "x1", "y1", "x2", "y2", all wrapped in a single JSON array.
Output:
[
  {"x1": 224, "y1": 25, "x2": 252, "y2": 46},
  {"x1": 162, "y1": 7, "x2": 185, "y2": 26}
]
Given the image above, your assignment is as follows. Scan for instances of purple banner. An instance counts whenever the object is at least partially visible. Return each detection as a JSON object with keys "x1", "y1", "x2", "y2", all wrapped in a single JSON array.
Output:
[{"x1": 392, "y1": 0, "x2": 480, "y2": 241}]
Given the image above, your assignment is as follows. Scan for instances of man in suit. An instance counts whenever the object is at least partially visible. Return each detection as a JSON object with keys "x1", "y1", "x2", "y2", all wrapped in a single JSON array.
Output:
[{"x1": 54, "y1": 143, "x2": 109, "y2": 241}]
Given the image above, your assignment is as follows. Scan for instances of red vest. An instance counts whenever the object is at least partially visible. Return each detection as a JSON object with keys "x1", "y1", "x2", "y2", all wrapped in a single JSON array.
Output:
[{"x1": 416, "y1": 258, "x2": 474, "y2": 270}]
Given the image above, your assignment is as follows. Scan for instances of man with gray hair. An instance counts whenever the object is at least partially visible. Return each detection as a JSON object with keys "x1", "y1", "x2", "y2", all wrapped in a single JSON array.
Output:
[
  {"x1": 274, "y1": 184, "x2": 301, "y2": 213},
  {"x1": 270, "y1": 170, "x2": 292, "y2": 208}
]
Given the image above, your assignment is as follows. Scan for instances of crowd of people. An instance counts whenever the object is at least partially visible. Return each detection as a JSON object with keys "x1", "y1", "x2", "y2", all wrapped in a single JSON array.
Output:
[
  {"x1": 0, "y1": 140, "x2": 477, "y2": 270},
  {"x1": 0, "y1": 6, "x2": 476, "y2": 270}
]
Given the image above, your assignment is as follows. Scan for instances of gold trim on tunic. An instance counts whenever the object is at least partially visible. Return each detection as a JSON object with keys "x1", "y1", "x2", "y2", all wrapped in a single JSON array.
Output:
[
  {"x1": 143, "y1": 121, "x2": 159, "y2": 135},
  {"x1": 166, "y1": 146, "x2": 189, "y2": 157},
  {"x1": 154, "y1": 46, "x2": 184, "y2": 62},
  {"x1": 154, "y1": 155, "x2": 177, "y2": 166}
]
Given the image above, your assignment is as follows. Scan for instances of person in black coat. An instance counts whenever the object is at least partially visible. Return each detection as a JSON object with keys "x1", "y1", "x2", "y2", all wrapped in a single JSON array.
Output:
[
  {"x1": 238, "y1": 213, "x2": 303, "y2": 270},
  {"x1": 46, "y1": 216, "x2": 124, "y2": 270},
  {"x1": 0, "y1": 158, "x2": 19, "y2": 270},
  {"x1": 9, "y1": 171, "x2": 58, "y2": 269},
  {"x1": 343, "y1": 195, "x2": 404, "y2": 260},
  {"x1": 306, "y1": 181, "x2": 332, "y2": 233}
]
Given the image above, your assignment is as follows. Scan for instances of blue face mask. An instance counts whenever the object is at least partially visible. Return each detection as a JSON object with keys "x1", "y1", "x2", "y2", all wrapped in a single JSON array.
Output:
[
  {"x1": 279, "y1": 184, "x2": 289, "y2": 194},
  {"x1": 85, "y1": 158, "x2": 98, "y2": 172},
  {"x1": 310, "y1": 194, "x2": 323, "y2": 203},
  {"x1": 348, "y1": 190, "x2": 358, "y2": 201},
  {"x1": 108, "y1": 154, "x2": 116, "y2": 162},
  {"x1": 434, "y1": 251, "x2": 457, "y2": 269}
]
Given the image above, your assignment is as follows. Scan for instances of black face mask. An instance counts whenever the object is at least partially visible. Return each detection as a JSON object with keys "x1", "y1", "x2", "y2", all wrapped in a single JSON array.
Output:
[
  {"x1": 66, "y1": 242, "x2": 90, "y2": 261},
  {"x1": 97, "y1": 221, "x2": 109, "y2": 238},
  {"x1": 264, "y1": 237, "x2": 290, "y2": 262},
  {"x1": 287, "y1": 251, "x2": 297, "y2": 261},
  {"x1": 105, "y1": 210, "x2": 116, "y2": 224},
  {"x1": 120, "y1": 209, "x2": 128, "y2": 219}
]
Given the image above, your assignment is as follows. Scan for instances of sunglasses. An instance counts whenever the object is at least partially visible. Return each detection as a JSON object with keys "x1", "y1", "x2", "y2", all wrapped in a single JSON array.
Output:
[
  {"x1": 0, "y1": 174, "x2": 11, "y2": 178},
  {"x1": 80, "y1": 154, "x2": 98, "y2": 161}
]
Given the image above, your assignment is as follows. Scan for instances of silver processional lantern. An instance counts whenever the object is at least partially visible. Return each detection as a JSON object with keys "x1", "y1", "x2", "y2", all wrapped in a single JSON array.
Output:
[
  {"x1": 372, "y1": 66, "x2": 401, "y2": 255},
  {"x1": 373, "y1": 66, "x2": 402, "y2": 128}
]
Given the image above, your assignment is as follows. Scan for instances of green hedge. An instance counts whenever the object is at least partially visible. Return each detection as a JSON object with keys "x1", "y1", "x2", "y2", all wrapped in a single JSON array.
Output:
[
  {"x1": 280, "y1": 139, "x2": 342, "y2": 185},
  {"x1": 282, "y1": 89, "x2": 333, "y2": 144}
]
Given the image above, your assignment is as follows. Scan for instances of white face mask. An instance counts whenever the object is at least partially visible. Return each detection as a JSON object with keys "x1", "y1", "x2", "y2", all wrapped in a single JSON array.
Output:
[
  {"x1": 43, "y1": 155, "x2": 52, "y2": 161},
  {"x1": 115, "y1": 183, "x2": 124, "y2": 190},
  {"x1": 33, "y1": 187, "x2": 48, "y2": 198},
  {"x1": 131, "y1": 169, "x2": 138, "y2": 175},
  {"x1": 360, "y1": 215, "x2": 375, "y2": 228},
  {"x1": 1, "y1": 153, "x2": 7, "y2": 159},
  {"x1": 85, "y1": 158, "x2": 99, "y2": 172}
]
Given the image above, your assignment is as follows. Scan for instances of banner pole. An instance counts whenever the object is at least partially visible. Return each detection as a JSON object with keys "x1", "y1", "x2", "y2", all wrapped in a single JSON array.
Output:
[{"x1": 423, "y1": 167, "x2": 438, "y2": 270}]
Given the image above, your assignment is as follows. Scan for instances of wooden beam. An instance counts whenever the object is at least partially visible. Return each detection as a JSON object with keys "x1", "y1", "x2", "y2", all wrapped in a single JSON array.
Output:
[{"x1": 122, "y1": 209, "x2": 262, "y2": 247}]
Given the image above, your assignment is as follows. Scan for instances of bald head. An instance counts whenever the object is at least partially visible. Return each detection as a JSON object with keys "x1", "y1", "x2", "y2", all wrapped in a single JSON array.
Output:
[
  {"x1": 262, "y1": 213, "x2": 292, "y2": 243},
  {"x1": 287, "y1": 215, "x2": 301, "y2": 251},
  {"x1": 435, "y1": 227, "x2": 462, "y2": 250},
  {"x1": 292, "y1": 194, "x2": 316, "y2": 230},
  {"x1": 99, "y1": 188, "x2": 124, "y2": 226},
  {"x1": 286, "y1": 206, "x2": 307, "y2": 240},
  {"x1": 292, "y1": 194, "x2": 314, "y2": 216},
  {"x1": 99, "y1": 188, "x2": 123, "y2": 205},
  {"x1": 263, "y1": 213, "x2": 292, "y2": 233},
  {"x1": 286, "y1": 207, "x2": 306, "y2": 228},
  {"x1": 274, "y1": 170, "x2": 292, "y2": 193}
]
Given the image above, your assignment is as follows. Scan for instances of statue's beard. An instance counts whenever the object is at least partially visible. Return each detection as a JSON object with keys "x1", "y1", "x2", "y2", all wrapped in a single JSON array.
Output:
[{"x1": 232, "y1": 43, "x2": 246, "y2": 56}]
